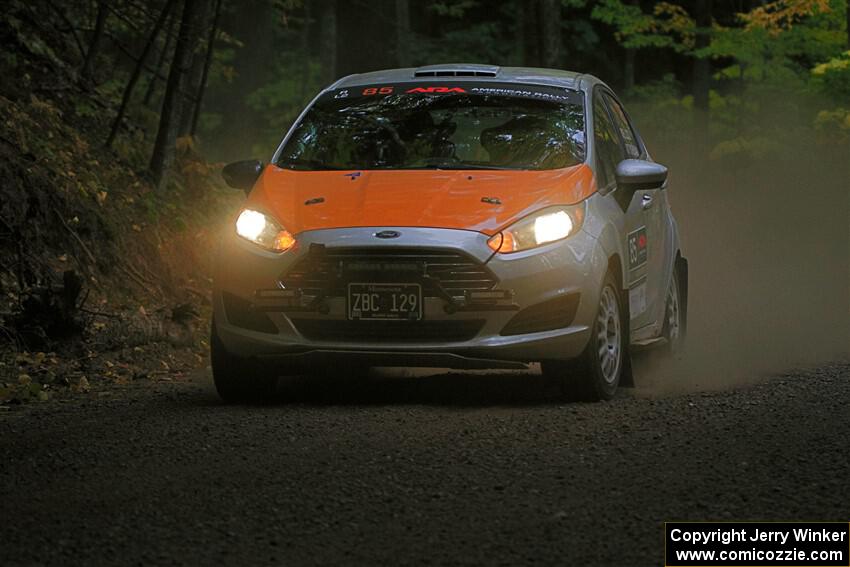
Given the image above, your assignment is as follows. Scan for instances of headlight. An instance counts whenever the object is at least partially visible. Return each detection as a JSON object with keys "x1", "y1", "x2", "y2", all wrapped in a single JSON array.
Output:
[
  {"x1": 487, "y1": 203, "x2": 585, "y2": 254},
  {"x1": 235, "y1": 209, "x2": 296, "y2": 252}
]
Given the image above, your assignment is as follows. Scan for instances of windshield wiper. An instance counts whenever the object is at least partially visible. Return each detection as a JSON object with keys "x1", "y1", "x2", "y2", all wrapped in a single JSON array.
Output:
[
  {"x1": 434, "y1": 164, "x2": 521, "y2": 170},
  {"x1": 277, "y1": 158, "x2": 345, "y2": 171},
  {"x1": 399, "y1": 162, "x2": 520, "y2": 171}
]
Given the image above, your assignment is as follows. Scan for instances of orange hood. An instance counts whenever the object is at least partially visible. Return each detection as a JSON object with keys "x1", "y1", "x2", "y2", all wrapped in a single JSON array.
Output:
[{"x1": 247, "y1": 163, "x2": 595, "y2": 236}]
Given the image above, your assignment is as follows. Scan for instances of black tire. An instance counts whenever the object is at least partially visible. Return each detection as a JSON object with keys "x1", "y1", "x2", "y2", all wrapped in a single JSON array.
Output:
[
  {"x1": 211, "y1": 320, "x2": 278, "y2": 403},
  {"x1": 542, "y1": 271, "x2": 627, "y2": 401},
  {"x1": 661, "y1": 259, "x2": 687, "y2": 355}
]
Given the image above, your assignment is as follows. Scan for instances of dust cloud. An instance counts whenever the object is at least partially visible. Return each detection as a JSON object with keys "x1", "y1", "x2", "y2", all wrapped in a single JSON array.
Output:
[
  {"x1": 377, "y1": 127, "x2": 849, "y2": 396},
  {"x1": 633, "y1": 121, "x2": 850, "y2": 394},
  {"x1": 280, "y1": 104, "x2": 848, "y2": 397}
]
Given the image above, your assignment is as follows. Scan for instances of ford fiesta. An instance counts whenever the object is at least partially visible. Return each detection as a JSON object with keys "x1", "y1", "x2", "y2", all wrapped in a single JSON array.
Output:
[{"x1": 213, "y1": 64, "x2": 687, "y2": 402}]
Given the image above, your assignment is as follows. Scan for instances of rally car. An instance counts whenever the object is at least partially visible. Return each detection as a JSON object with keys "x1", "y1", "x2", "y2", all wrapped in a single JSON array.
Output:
[{"x1": 213, "y1": 64, "x2": 687, "y2": 402}]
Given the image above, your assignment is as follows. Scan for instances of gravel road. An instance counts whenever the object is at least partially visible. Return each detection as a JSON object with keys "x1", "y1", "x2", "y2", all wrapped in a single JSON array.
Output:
[{"x1": 1, "y1": 362, "x2": 849, "y2": 566}]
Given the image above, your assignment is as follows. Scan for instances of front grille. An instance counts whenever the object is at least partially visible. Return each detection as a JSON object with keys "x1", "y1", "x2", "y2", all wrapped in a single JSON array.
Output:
[
  {"x1": 290, "y1": 319, "x2": 485, "y2": 343},
  {"x1": 281, "y1": 248, "x2": 498, "y2": 299}
]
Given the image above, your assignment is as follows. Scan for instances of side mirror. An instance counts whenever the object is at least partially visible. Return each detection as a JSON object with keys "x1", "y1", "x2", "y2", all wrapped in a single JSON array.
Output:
[
  {"x1": 615, "y1": 159, "x2": 668, "y2": 191},
  {"x1": 222, "y1": 160, "x2": 263, "y2": 193}
]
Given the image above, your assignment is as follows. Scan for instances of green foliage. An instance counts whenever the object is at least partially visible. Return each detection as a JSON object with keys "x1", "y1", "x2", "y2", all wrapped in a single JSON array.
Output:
[
  {"x1": 812, "y1": 50, "x2": 850, "y2": 98},
  {"x1": 708, "y1": 1, "x2": 846, "y2": 84},
  {"x1": 429, "y1": 0, "x2": 479, "y2": 18},
  {"x1": 624, "y1": 75, "x2": 696, "y2": 150},
  {"x1": 811, "y1": 48, "x2": 850, "y2": 143},
  {"x1": 814, "y1": 107, "x2": 850, "y2": 143},
  {"x1": 591, "y1": 0, "x2": 694, "y2": 51},
  {"x1": 244, "y1": 56, "x2": 323, "y2": 156},
  {"x1": 416, "y1": 22, "x2": 515, "y2": 66}
]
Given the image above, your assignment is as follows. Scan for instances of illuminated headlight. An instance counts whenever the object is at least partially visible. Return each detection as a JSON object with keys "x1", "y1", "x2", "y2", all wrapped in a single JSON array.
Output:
[
  {"x1": 235, "y1": 209, "x2": 296, "y2": 252},
  {"x1": 487, "y1": 203, "x2": 585, "y2": 254}
]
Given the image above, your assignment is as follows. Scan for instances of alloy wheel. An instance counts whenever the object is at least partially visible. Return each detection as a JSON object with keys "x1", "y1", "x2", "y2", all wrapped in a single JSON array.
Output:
[
  {"x1": 596, "y1": 285, "x2": 622, "y2": 385},
  {"x1": 666, "y1": 274, "x2": 681, "y2": 346}
]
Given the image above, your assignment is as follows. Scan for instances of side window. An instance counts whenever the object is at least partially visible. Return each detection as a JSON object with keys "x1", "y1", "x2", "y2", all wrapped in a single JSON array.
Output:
[
  {"x1": 604, "y1": 94, "x2": 641, "y2": 159},
  {"x1": 593, "y1": 93, "x2": 623, "y2": 189}
]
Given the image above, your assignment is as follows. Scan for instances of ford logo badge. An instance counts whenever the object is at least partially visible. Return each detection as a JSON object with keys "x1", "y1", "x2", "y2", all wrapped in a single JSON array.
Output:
[{"x1": 374, "y1": 230, "x2": 401, "y2": 239}]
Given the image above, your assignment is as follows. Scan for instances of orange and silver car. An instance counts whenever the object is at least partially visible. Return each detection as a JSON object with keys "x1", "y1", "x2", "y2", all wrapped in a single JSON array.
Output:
[{"x1": 212, "y1": 64, "x2": 687, "y2": 402}]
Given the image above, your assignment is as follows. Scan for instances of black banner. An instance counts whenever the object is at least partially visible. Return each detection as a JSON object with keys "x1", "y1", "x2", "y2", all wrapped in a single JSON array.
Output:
[
  {"x1": 665, "y1": 522, "x2": 850, "y2": 567},
  {"x1": 321, "y1": 82, "x2": 583, "y2": 105}
]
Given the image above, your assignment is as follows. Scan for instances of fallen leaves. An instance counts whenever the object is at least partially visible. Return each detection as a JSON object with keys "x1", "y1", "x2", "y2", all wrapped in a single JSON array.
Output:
[
  {"x1": 1, "y1": 337, "x2": 209, "y2": 407},
  {"x1": 0, "y1": 370, "x2": 49, "y2": 404},
  {"x1": 70, "y1": 376, "x2": 90, "y2": 393}
]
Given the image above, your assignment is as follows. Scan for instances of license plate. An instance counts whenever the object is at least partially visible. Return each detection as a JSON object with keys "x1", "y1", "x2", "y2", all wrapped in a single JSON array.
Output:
[{"x1": 348, "y1": 283, "x2": 422, "y2": 321}]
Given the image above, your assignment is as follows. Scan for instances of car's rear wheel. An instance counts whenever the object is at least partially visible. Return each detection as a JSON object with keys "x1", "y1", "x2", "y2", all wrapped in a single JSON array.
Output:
[
  {"x1": 543, "y1": 271, "x2": 626, "y2": 401},
  {"x1": 211, "y1": 319, "x2": 278, "y2": 403},
  {"x1": 662, "y1": 262, "x2": 686, "y2": 354}
]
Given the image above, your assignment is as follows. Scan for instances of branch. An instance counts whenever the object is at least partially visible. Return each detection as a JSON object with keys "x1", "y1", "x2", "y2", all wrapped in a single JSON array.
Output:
[
  {"x1": 46, "y1": 4, "x2": 87, "y2": 57},
  {"x1": 51, "y1": 207, "x2": 97, "y2": 266},
  {"x1": 106, "y1": 0, "x2": 176, "y2": 148},
  {"x1": 190, "y1": 0, "x2": 223, "y2": 136}
]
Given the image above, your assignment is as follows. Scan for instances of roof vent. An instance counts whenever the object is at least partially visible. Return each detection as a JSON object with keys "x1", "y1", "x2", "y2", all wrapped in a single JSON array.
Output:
[{"x1": 413, "y1": 64, "x2": 500, "y2": 78}]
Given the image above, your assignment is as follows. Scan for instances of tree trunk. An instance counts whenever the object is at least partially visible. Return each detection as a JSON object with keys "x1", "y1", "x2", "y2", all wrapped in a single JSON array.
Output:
[
  {"x1": 623, "y1": 0, "x2": 637, "y2": 91},
  {"x1": 336, "y1": 0, "x2": 396, "y2": 76},
  {"x1": 144, "y1": 10, "x2": 177, "y2": 107},
  {"x1": 318, "y1": 0, "x2": 338, "y2": 84},
  {"x1": 216, "y1": 0, "x2": 276, "y2": 157},
  {"x1": 515, "y1": 0, "x2": 525, "y2": 65},
  {"x1": 299, "y1": 1, "x2": 312, "y2": 100},
  {"x1": 539, "y1": 0, "x2": 562, "y2": 68},
  {"x1": 190, "y1": 0, "x2": 222, "y2": 137},
  {"x1": 150, "y1": 0, "x2": 200, "y2": 190},
  {"x1": 693, "y1": 0, "x2": 712, "y2": 113},
  {"x1": 106, "y1": 0, "x2": 175, "y2": 148},
  {"x1": 178, "y1": 0, "x2": 212, "y2": 137},
  {"x1": 82, "y1": 1, "x2": 109, "y2": 81},
  {"x1": 395, "y1": 0, "x2": 411, "y2": 67},
  {"x1": 624, "y1": 47, "x2": 635, "y2": 91},
  {"x1": 519, "y1": 0, "x2": 539, "y2": 66}
]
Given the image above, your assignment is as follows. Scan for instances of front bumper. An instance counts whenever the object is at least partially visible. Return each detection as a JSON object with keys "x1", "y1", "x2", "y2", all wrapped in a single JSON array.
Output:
[{"x1": 213, "y1": 226, "x2": 608, "y2": 368}]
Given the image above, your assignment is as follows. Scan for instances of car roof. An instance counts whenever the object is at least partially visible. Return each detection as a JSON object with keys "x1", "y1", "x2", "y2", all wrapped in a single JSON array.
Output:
[{"x1": 330, "y1": 64, "x2": 605, "y2": 94}]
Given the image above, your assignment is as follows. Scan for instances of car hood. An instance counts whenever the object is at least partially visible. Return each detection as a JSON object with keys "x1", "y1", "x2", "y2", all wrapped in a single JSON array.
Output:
[{"x1": 247, "y1": 163, "x2": 595, "y2": 236}]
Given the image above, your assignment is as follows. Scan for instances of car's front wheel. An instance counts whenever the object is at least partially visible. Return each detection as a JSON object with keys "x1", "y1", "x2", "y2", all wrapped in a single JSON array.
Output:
[
  {"x1": 211, "y1": 319, "x2": 278, "y2": 403},
  {"x1": 542, "y1": 271, "x2": 626, "y2": 401}
]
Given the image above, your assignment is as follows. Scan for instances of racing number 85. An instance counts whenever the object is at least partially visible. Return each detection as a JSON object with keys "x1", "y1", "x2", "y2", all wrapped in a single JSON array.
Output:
[{"x1": 362, "y1": 87, "x2": 394, "y2": 96}]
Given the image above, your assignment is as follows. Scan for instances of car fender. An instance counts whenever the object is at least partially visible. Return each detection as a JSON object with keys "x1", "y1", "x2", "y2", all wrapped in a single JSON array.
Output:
[
  {"x1": 657, "y1": 193, "x2": 682, "y2": 313},
  {"x1": 638, "y1": 194, "x2": 682, "y2": 338},
  {"x1": 582, "y1": 193, "x2": 628, "y2": 292}
]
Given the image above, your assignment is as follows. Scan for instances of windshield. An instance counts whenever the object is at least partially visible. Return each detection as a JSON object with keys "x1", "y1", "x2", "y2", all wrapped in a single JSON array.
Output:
[{"x1": 276, "y1": 82, "x2": 585, "y2": 171}]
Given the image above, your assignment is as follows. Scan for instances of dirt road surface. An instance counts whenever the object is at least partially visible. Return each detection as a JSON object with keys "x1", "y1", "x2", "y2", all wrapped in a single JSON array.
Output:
[{"x1": 2, "y1": 363, "x2": 849, "y2": 566}]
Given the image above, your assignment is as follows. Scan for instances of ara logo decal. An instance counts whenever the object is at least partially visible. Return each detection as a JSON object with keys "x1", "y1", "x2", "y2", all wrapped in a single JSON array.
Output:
[
  {"x1": 405, "y1": 87, "x2": 467, "y2": 94},
  {"x1": 627, "y1": 227, "x2": 648, "y2": 270}
]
